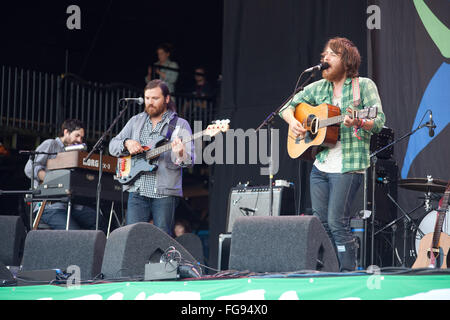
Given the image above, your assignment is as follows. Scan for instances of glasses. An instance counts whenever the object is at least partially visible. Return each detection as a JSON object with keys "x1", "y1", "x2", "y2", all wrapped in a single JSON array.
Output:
[{"x1": 321, "y1": 50, "x2": 340, "y2": 59}]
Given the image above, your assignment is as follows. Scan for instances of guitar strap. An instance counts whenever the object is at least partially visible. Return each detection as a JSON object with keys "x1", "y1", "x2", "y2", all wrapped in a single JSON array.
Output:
[
  {"x1": 165, "y1": 114, "x2": 179, "y2": 141},
  {"x1": 352, "y1": 77, "x2": 361, "y2": 107}
]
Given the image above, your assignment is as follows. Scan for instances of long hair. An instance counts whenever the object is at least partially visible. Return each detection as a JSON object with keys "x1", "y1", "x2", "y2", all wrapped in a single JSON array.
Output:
[
  {"x1": 325, "y1": 37, "x2": 361, "y2": 79},
  {"x1": 144, "y1": 79, "x2": 176, "y2": 112}
]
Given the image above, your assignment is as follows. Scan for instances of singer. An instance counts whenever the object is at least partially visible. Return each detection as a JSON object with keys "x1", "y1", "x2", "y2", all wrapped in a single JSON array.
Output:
[
  {"x1": 24, "y1": 119, "x2": 106, "y2": 231},
  {"x1": 279, "y1": 37, "x2": 386, "y2": 271},
  {"x1": 109, "y1": 80, "x2": 194, "y2": 236}
]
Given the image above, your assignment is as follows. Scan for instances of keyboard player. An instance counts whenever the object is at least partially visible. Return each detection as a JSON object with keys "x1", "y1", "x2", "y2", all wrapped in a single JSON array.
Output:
[{"x1": 24, "y1": 119, "x2": 106, "y2": 232}]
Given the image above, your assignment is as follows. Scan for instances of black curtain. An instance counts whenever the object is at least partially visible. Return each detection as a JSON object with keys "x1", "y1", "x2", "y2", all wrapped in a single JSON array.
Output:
[{"x1": 209, "y1": 0, "x2": 369, "y2": 268}]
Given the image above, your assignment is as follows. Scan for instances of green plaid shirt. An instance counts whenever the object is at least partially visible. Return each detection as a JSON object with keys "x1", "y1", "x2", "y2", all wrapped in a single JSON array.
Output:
[{"x1": 280, "y1": 77, "x2": 385, "y2": 173}]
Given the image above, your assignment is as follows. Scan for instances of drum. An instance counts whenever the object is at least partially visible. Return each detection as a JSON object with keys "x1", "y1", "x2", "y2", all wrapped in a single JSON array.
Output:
[{"x1": 415, "y1": 208, "x2": 450, "y2": 253}]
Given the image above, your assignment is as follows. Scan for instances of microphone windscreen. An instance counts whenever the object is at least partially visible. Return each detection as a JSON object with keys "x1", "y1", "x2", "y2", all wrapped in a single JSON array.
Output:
[
  {"x1": 64, "y1": 143, "x2": 87, "y2": 152},
  {"x1": 321, "y1": 62, "x2": 330, "y2": 70}
]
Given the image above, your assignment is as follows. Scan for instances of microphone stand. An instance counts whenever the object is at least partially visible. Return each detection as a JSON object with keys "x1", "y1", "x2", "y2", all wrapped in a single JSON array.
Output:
[
  {"x1": 256, "y1": 70, "x2": 317, "y2": 216},
  {"x1": 22, "y1": 150, "x2": 56, "y2": 229},
  {"x1": 367, "y1": 116, "x2": 433, "y2": 267},
  {"x1": 85, "y1": 99, "x2": 131, "y2": 231}
]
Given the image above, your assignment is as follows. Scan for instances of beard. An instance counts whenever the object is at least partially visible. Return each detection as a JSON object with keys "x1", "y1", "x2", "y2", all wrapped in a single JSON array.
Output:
[
  {"x1": 322, "y1": 61, "x2": 346, "y2": 82},
  {"x1": 146, "y1": 102, "x2": 167, "y2": 118}
]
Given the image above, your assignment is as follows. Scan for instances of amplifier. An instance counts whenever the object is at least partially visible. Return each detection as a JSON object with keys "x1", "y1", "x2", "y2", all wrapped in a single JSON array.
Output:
[{"x1": 226, "y1": 185, "x2": 296, "y2": 233}]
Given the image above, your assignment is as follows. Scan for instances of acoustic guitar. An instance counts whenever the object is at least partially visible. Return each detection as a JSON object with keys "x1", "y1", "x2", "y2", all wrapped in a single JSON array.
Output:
[
  {"x1": 413, "y1": 182, "x2": 450, "y2": 269},
  {"x1": 115, "y1": 120, "x2": 230, "y2": 185},
  {"x1": 287, "y1": 103, "x2": 378, "y2": 160}
]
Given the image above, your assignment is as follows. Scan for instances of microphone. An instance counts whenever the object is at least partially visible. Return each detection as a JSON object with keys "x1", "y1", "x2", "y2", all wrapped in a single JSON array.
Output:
[
  {"x1": 427, "y1": 111, "x2": 436, "y2": 137},
  {"x1": 304, "y1": 62, "x2": 330, "y2": 73},
  {"x1": 121, "y1": 97, "x2": 144, "y2": 105},
  {"x1": 239, "y1": 207, "x2": 257, "y2": 216},
  {"x1": 64, "y1": 143, "x2": 87, "y2": 152}
]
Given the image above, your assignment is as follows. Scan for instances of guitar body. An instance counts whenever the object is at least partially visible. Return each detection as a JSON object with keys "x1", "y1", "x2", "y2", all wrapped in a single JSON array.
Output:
[
  {"x1": 115, "y1": 136, "x2": 167, "y2": 185},
  {"x1": 287, "y1": 103, "x2": 341, "y2": 160},
  {"x1": 412, "y1": 232, "x2": 450, "y2": 269}
]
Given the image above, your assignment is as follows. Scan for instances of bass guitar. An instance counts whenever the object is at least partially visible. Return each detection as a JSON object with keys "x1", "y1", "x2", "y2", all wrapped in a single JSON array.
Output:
[
  {"x1": 287, "y1": 103, "x2": 378, "y2": 160},
  {"x1": 115, "y1": 119, "x2": 230, "y2": 185},
  {"x1": 413, "y1": 182, "x2": 450, "y2": 269}
]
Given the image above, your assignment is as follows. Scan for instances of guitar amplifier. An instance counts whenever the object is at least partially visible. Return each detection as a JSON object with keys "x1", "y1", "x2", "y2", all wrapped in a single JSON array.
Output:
[{"x1": 226, "y1": 185, "x2": 296, "y2": 233}]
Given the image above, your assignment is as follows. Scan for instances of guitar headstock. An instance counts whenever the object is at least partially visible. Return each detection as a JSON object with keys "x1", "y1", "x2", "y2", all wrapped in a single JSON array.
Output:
[
  {"x1": 204, "y1": 119, "x2": 230, "y2": 137},
  {"x1": 349, "y1": 106, "x2": 378, "y2": 120}
]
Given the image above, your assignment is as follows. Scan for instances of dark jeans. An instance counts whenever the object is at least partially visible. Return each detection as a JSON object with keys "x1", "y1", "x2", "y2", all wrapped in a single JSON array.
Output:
[
  {"x1": 126, "y1": 192, "x2": 179, "y2": 236},
  {"x1": 41, "y1": 205, "x2": 106, "y2": 233},
  {"x1": 310, "y1": 165, "x2": 363, "y2": 271}
]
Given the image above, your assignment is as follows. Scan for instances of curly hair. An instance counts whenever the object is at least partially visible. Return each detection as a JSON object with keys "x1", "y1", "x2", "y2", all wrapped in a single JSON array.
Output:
[{"x1": 324, "y1": 37, "x2": 361, "y2": 79}]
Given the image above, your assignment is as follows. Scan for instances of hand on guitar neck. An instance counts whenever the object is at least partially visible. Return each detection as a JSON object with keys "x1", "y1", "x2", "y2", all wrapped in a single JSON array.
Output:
[{"x1": 343, "y1": 107, "x2": 374, "y2": 131}]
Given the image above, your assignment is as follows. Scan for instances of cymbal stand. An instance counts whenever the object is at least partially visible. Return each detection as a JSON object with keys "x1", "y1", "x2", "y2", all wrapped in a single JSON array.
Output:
[{"x1": 374, "y1": 193, "x2": 428, "y2": 266}]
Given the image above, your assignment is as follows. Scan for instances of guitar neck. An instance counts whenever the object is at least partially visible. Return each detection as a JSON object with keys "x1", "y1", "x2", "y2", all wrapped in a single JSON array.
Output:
[
  {"x1": 145, "y1": 130, "x2": 205, "y2": 159},
  {"x1": 319, "y1": 114, "x2": 346, "y2": 129},
  {"x1": 318, "y1": 108, "x2": 373, "y2": 129},
  {"x1": 431, "y1": 188, "x2": 450, "y2": 249}
]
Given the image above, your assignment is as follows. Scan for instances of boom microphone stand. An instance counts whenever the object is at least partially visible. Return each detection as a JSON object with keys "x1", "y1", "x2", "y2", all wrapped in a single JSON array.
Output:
[
  {"x1": 256, "y1": 71, "x2": 317, "y2": 216},
  {"x1": 367, "y1": 110, "x2": 435, "y2": 267},
  {"x1": 85, "y1": 98, "x2": 133, "y2": 231}
]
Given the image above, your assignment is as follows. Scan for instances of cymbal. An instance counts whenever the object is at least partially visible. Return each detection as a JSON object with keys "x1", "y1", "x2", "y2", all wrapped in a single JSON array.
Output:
[{"x1": 398, "y1": 177, "x2": 448, "y2": 193}]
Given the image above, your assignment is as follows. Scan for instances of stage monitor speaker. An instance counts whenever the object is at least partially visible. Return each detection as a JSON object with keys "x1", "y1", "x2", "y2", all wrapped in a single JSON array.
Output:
[
  {"x1": 217, "y1": 233, "x2": 232, "y2": 271},
  {"x1": 101, "y1": 222, "x2": 199, "y2": 279},
  {"x1": 228, "y1": 216, "x2": 339, "y2": 273},
  {"x1": 0, "y1": 215, "x2": 27, "y2": 266},
  {"x1": 175, "y1": 233, "x2": 205, "y2": 267},
  {"x1": 0, "y1": 261, "x2": 15, "y2": 286},
  {"x1": 226, "y1": 185, "x2": 295, "y2": 233},
  {"x1": 21, "y1": 230, "x2": 106, "y2": 280}
]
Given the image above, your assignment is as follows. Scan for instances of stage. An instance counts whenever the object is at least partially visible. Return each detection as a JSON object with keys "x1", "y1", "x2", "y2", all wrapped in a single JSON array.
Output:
[{"x1": 2, "y1": 271, "x2": 450, "y2": 300}]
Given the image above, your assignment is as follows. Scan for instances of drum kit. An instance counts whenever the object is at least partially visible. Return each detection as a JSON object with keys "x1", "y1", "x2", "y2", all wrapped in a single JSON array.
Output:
[{"x1": 396, "y1": 175, "x2": 449, "y2": 264}]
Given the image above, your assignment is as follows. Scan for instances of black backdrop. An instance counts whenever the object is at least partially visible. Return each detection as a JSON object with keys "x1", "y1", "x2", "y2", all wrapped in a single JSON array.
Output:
[{"x1": 209, "y1": 0, "x2": 369, "y2": 268}]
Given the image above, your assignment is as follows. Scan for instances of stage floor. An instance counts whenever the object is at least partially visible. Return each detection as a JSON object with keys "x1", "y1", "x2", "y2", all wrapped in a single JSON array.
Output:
[{"x1": 2, "y1": 271, "x2": 450, "y2": 300}]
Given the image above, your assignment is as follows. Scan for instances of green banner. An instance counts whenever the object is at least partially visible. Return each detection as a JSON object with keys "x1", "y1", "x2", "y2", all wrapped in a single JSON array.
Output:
[{"x1": 1, "y1": 275, "x2": 450, "y2": 300}]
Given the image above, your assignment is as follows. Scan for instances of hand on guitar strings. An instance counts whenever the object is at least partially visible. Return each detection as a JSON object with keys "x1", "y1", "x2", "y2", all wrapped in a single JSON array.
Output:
[
  {"x1": 124, "y1": 139, "x2": 144, "y2": 155},
  {"x1": 171, "y1": 137, "x2": 186, "y2": 159},
  {"x1": 288, "y1": 118, "x2": 307, "y2": 139}
]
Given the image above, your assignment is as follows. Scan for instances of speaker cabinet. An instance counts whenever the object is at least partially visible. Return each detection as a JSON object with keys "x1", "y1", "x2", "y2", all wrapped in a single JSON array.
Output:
[
  {"x1": 228, "y1": 216, "x2": 339, "y2": 273},
  {"x1": 0, "y1": 216, "x2": 27, "y2": 266},
  {"x1": 21, "y1": 230, "x2": 106, "y2": 280},
  {"x1": 217, "y1": 233, "x2": 232, "y2": 271},
  {"x1": 226, "y1": 185, "x2": 295, "y2": 233},
  {"x1": 101, "y1": 222, "x2": 198, "y2": 279}
]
